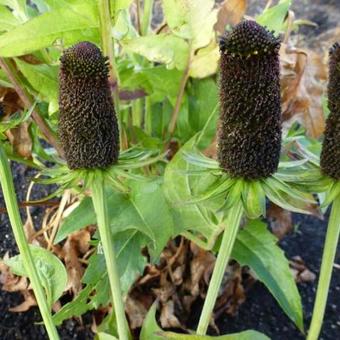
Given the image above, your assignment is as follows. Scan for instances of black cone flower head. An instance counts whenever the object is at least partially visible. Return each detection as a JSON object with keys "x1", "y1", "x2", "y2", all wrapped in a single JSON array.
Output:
[
  {"x1": 320, "y1": 43, "x2": 340, "y2": 180},
  {"x1": 58, "y1": 41, "x2": 119, "y2": 169},
  {"x1": 218, "y1": 20, "x2": 282, "y2": 179}
]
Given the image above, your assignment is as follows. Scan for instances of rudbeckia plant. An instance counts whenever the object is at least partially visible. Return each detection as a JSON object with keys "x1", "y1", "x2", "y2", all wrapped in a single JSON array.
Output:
[{"x1": 173, "y1": 20, "x2": 318, "y2": 335}]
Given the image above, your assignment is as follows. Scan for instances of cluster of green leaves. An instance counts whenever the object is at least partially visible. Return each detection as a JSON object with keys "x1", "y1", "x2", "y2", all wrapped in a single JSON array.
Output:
[{"x1": 0, "y1": 0, "x2": 318, "y2": 339}]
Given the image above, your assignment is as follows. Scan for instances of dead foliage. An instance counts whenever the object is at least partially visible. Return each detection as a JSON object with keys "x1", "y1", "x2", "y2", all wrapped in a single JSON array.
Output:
[
  {"x1": 126, "y1": 239, "x2": 251, "y2": 333},
  {"x1": 290, "y1": 256, "x2": 316, "y2": 283},
  {"x1": 280, "y1": 43, "x2": 327, "y2": 138}
]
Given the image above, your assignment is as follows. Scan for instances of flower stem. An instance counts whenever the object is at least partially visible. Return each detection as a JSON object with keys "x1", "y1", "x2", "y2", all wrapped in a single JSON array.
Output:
[
  {"x1": 98, "y1": 0, "x2": 120, "y2": 110},
  {"x1": 0, "y1": 144, "x2": 59, "y2": 340},
  {"x1": 196, "y1": 200, "x2": 244, "y2": 335},
  {"x1": 307, "y1": 193, "x2": 340, "y2": 340},
  {"x1": 141, "y1": 0, "x2": 153, "y2": 36},
  {"x1": 91, "y1": 172, "x2": 130, "y2": 340}
]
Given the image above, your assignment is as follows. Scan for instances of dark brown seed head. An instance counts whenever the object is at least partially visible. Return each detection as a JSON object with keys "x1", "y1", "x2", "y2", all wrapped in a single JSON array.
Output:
[
  {"x1": 320, "y1": 43, "x2": 340, "y2": 180},
  {"x1": 58, "y1": 41, "x2": 119, "y2": 170},
  {"x1": 217, "y1": 20, "x2": 282, "y2": 180}
]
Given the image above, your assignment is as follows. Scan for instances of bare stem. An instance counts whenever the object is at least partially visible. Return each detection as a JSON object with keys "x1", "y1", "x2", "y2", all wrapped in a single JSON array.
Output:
[
  {"x1": 98, "y1": 0, "x2": 120, "y2": 109},
  {"x1": 0, "y1": 57, "x2": 63, "y2": 156},
  {"x1": 307, "y1": 194, "x2": 340, "y2": 340},
  {"x1": 91, "y1": 172, "x2": 130, "y2": 340},
  {"x1": 197, "y1": 200, "x2": 244, "y2": 335},
  {"x1": 168, "y1": 52, "x2": 192, "y2": 137}
]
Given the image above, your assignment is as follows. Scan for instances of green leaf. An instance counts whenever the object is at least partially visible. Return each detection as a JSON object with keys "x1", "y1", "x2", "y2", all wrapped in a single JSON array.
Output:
[
  {"x1": 120, "y1": 65, "x2": 182, "y2": 104},
  {"x1": 5, "y1": 245, "x2": 67, "y2": 308},
  {"x1": 242, "y1": 181, "x2": 266, "y2": 219},
  {"x1": 160, "y1": 331, "x2": 270, "y2": 339},
  {"x1": 15, "y1": 59, "x2": 58, "y2": 112},
  {"x1": 83, "y1": 230, "x2": 148, "y2": 295},
  {"x1": 52, "y1": 284, "x2": 94, "y2": 325},
  {"x1": 164, "y1": 137, "x2": 221, "y2": 249},
  {"x1": 0, "y1": 5, "x2": 20, "y2": 32},
  {"x1": 187, "y1": 78, "x2": 218, "y2": 147},
  {"x1": 232, "y1": 220, "x2": 304, "y2": 331},
  {"x1": 0, "y1": 1, "x2": 99, "y2": 57},
  {"x1": 141, "y1": 302, "x2": 270, "y2": 340},
  {"x1": 111, "y1": 0, "x2": 133, "y2": 15},
  {"x1": 121, "y1": 33, "x2": 190, "y2": 70},
  {"x1": 56, "y1": 181, "x2": 174, "y2": 260},
  {"x1": 163, "y1": 0, "x2": 218, "y2": 50},
  {"x1": 97, "y1": 333, "x2": 118, "y2": 340},
  {"x1": 256, "y1": 0, "x2": 292, "y2": 34},
  {"x1": 189, "y1": 43, "x2": 219, "y2": 78}
]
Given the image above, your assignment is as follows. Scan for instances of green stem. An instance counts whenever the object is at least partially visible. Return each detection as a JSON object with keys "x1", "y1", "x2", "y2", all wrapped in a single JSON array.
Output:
[
  {"x1": 307, "y1": 194, "x2": 340, "y2": 340},
  {"x1": 141, "y1": 0, "x2": 153, "y2": 36},
  {"x1": 0, "y1": 144, "x2": 59, "y2": 340},
  {"x1": 91, "y1": 172, "x2": 130, "y2": 340},
  {"x1": 98, "y1": 0, "x2": 120, "y2": 111},
  {"x1": 196, "y1": 200, "x2": 244, "y2": 335}
]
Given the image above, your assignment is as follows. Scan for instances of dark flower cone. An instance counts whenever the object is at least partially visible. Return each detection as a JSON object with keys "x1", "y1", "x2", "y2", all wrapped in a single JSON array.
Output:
[
  {"x1": 218, "y1": 20, "x2": 282, "y2": 179},
  {"x1": 320, "y1": 43, "x2": 340, "y2": 180},
  {"x1": 58, "y1": 41, "x2": 119, "y2": 169}
]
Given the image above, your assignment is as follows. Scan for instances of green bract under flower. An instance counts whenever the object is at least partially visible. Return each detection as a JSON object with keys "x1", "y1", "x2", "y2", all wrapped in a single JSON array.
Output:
[
  {"x1": 320, "y1": 42, "x2": 340, "y2": 180},
  {"x1": 58, "y1": 41, "x2": 119, "y2": 170},
  {"x1": 218, "y1": 20, "x2": 282, "y2": 179},
  {"x1": 182, "y1": 146, "x2": 317, "y2": 220},
  {"x1": 35, "y1": 147, "x2": 164, "y2": 199}
]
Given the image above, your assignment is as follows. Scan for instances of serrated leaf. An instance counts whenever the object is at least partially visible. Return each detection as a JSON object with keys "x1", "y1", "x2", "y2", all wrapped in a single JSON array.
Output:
[
  {"x1": 83, "y1": 230, "x2": 148, "y2": 296},
  {"x1": 52, "y1": 284, "x2": 94, "y2": 325},
  {"x1": 164, "y1": 137, "x2": 221, "y2": 248},
  {"x1": 5, "y1": 245, "x2": 67, "y2": 308},
  {"x1": 232, "y1": 220, "x2": 304, "y2": 331},
  {"x1": 121, "y1": 33, "x2": 189, "y2": 70},
  {"x1": 0, "y1": 1, "x2": 99, "y2": 57},
  {"x1": 56, "y1": 181, "x2": 174, "y2": 260}
]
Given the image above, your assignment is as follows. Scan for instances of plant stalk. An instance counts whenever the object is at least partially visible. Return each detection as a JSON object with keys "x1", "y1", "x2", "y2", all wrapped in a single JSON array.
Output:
[
  {"x1": 141, "y1": 0, "x2": 153, "y2": 36},
  {"x1": 91, "y1": 172, "x2": 130, "y2": 340},
  {"x1": 168, "y1": 50, "x2": 192, "y2": 137},
  {"x1": 0, "y1": 144, "x2": 59, "y2": 340},
  {"x1": 307, "y1": 194, "x2": 340, "y2": 340},
  {"x1": 98, "y1": 0, "x2": 120, "y2": 111},
  {"x1": 196, "y1": 200, "x2": 244, "y2": 335}
]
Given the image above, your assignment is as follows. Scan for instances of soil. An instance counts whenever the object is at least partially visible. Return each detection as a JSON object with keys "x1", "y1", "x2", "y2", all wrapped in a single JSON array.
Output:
[{"x1": 1, "y1": 0, "x2": 340, "y2": 339}]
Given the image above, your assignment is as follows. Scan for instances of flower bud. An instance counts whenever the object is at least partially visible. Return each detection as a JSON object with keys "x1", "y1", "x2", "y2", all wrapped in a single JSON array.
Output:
[
  {"x1": 58, "y1": 42, "x2": 119, "y2": 169},
  {"x1": 320, "y1": 43, "x2": 340, "y2": 180},
  {"x1": 218, "y1": 20, "x2": 282, "y2": 179}
]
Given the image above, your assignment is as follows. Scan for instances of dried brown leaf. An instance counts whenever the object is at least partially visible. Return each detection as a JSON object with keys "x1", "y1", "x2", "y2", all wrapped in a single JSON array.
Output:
[
  {"x1": 280, "y1": 44, "x2": 327, "y2": 138},
  {"x1": 160, "y1": 300, "x2": 182, "y2": 329},
  {"x1": 6, "y1": 121, "x2": 32, "y2": 158},
  {"x1": 267, "y1": 203, "x2": 293, "y2": 240},
  {"x1": 290, "y1": 256, "x2": 316, "y2": 283},
  {"x1": 126, "y1": 296, "x2": 148, "y2": 330},
  {"x1": 9, "y1": 290, "x2": 36, "y2": 312},
  {"x1": 214, "y1": 0, "x2": 247, "y2": 34}
]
